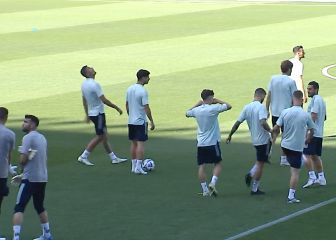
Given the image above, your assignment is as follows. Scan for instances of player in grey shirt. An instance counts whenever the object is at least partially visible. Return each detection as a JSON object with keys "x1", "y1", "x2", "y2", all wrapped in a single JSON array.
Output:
[
  {"x1": 12, "y1": 115, "x2": 53, "y2": 240},
  {"x1": 227, "y1": 88, "x2": 272, "y2": 195},
  {"x1": 266, "y1": 60, "x2": 297, "y2": 166},
  {"x1": 302, "y1": 81, "x2": 327, "y2": 188},
  {"x1": 273, "y1": 91, "x2": 315, "y2": 203}
]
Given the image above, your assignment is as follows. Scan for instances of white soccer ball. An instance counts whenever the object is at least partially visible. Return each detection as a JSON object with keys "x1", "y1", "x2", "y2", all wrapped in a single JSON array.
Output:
[{"x1": 142, "y1": 159, "x2": 155, "y2": 171}]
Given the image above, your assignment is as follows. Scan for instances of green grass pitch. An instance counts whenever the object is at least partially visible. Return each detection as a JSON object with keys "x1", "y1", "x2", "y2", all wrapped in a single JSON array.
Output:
[{"x1": 0, "y1": 0, "x2": 336, "y2": 239}]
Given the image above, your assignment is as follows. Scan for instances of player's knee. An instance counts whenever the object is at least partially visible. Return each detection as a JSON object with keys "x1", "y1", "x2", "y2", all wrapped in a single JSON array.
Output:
[
  {"x1": 14, "y1": 204, "x2": 26, "y2": 213},
  {"x1": 34, "y1": 203, "x2": 45, "y2": 215}
]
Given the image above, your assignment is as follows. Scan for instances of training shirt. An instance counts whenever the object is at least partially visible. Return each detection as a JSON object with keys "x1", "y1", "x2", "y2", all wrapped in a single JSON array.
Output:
[
  {"x1": 20, "y1": 131, "x2": 48, "y2": 182},
  {"x1": 186, "y1": 104, "x2": 228, "y2": 147},
  {"x1": 0, "y1": 124, "x2": 15, "y2": 178},
  {"x1": 268, "y1": 74, "x2": 297, "y2": 117},
  {"x1": 237, "y1": 101, "x2": 270, "y2": 146},
  {"x1": 81, "y1": 78, "x2": 104, "y2": 116},
  {"x1": 289, "y1": 58, "x2": 304, "y2": 92},
  {"x1": 276, "y1": 106, "x2": 315, "y2": 152},
  {"x1": 126, "y1": 83, "x2": 149, "y2": 125},
  {"x1": 307, "y1": 95, "x2": 326, "y2": 138}
]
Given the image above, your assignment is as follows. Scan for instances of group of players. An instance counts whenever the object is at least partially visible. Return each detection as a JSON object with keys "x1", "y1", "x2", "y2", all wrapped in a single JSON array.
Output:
[
  {"x1": 186, "y1": 46, "x2": 327, "y2": 203},
  {"x1": 0, "y1": 45, "x2": 328, "y2": 239}
]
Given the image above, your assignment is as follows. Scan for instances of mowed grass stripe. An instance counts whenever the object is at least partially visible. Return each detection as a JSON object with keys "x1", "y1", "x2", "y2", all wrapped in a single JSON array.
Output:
[
  {"x1": 0, "y1": 1, "x2": 244, "y2": 34},
  {"x1": 2, "y1": 4, "x2": 336, "y2": 62},
  {"x1": 1, "y1": 14, "x2": 336, "y2": 104}
]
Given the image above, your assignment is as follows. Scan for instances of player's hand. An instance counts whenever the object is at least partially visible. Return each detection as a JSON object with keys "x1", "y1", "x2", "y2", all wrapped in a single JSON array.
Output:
[
  {"x1": 304, "y1": 97, "x2": 308, "y2": 103},
  {"x1": 11, "y1": 174, "x2": 23, "y2": 187},
  {"x1": 150, "y1": 121, "x2": 155, "y2": 131},
  {"x1": 305, "y1": 138, "x2": 311, "y2": 145},
  {"x1": 8, "y1": 164, "x2": 17, "y2": 176},
  {"x1": 84, "y1": 116, "x2": 90, "y2": 123},
  {"x1": 116, "y1": 108, "x2": 123, "y2": 115},
  {"x1": 226, "y1": 136, "x2": 231, "y2": 144},
  {"x1": 267, "y1": 111, "x2": 270, "y2": 119}
]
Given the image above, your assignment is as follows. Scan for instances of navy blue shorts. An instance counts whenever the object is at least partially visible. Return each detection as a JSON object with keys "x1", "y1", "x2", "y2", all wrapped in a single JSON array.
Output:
[
  {"x1": 303, "y1": 137, "x2": 323, "y2": 156},
  {"x1": 255, "y1": 141, "x2": 272, "y2": 162},
  {"x1": 0, "y1": 178, "x2": 9, "y2": 197},
  {"x1": 272, "y1": 116, "x2": 284, "y2": 132},
  {"x1": 197, "y1": 142, "x2": 222, "y2": 165},
  {"x1": 128, "y1": 124, "x2": 148, "y2": 142},
  {"x1": 282, "y1": 147, "x2": 302, "y2": 169},
  {"x1": 89, "y1": 113, "x2": 106, "y2": 136},
  {"x1": 14, "y1": 180, "x2": 46, "y2": 214}
]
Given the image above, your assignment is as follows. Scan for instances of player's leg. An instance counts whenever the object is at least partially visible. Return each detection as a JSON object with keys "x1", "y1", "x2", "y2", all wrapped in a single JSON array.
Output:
[
  {"x1": 130, "y1": 141, "x2": 137, "y2": 173},
  {"x1": 198, "y1": 164, "x2": 209, "y2": 196},
  {"x1": 251, "y1": 161, "x2": 265, "y2": 195},
  {"x1": 312, "y1": 155, "x2": 326, "y2": 185},
  {"x1": 0, "y1": 178, "x2": 9, "y2": 215},
  {"x1": 134, "y1": 141, "x2": 147, "y2": 175},
  {"x1": 102, "y1": 132, "x2": 127, "y2": 164},
  {"x1": 208, "y1": 142, "x2": 222, "y2": 197},
  {"x1": 284, "y1": 149, "x2": 302, "y2": 203},
  {"x1": 131, "y1": 124, "x2": 148, "y2": 175},
  {"x1": 272, "y1": 116, "x2": 289, "y2": 166},
  {"x1": 302, "y1": 154, "x2": 317, "y2": 188}
]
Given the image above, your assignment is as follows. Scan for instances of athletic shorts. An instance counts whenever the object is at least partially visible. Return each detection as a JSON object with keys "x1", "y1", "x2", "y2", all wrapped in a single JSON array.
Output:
[
  {"x1": 303, "y1": 137, "x2": 323, "y2": 156},
  {"x1": 254, "y1": 141, "x2": 272, "y2": 162},
  {"x1": 14, "y1": 180, "x2": 46, "y2": 214},
  {"x1": 89, "y1": 113, "x2": 107, "y2": 136},
  {"x1": 272, "y1": 116, "x2": 284, "y2": 132},
  {"x1": 197, "y1": 142, "x2": 222, "y2": 165},
  {"x1": 282, "y1": 147, "x2": 302, "y2": 169},
  {"x1": 128, "y1": 124, "x2": 148, "y2": 142},
  {"x1": 0, "y1": 178, "x2": 9, "y2": 197}
]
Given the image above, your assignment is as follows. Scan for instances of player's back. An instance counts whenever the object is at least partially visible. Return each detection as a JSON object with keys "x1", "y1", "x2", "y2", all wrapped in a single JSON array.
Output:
[
  {"x1": 81, "y1": 78, "x2": 104, "y2": 115},
  {"x1": 0, "y1": 125, "x2": 15, "y2": 178},
  {"x1": 126, "y1": 83, "x2": 148, "y2": 125}
]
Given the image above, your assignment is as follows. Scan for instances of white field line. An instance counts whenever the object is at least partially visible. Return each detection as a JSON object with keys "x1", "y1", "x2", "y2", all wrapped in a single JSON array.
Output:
[
  {"x1": 322, "y1": 64, "x2": 336, "y2": 80},
  {"x1": 224, "y1": 196, "x2": 336, "y2": 240}
]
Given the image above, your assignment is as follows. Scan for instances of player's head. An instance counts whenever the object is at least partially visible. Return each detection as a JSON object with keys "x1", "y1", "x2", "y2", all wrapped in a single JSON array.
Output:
[
  {"x1": 80, "y1": 65, "x2": 96, "y2": 78},
  {"x1": 201, "y1": 89, "x2": 214, "y2": 103},
  {"x1": 22, "y1": 114, "x2": 39, "y2": 133},
  {"x1": 281, "y1": 60, "x2": 293, "y2": 75},
  {"x1": 307, "y1": 81, "x2": 319, "y2": 97},
  {"x1": 0, "y1": 107, "x2": 9, "y2": 123},
  {"x1": 292, "y1": 90, "x2": 303, "y2": 106},
  {"x1": 293, "y1": 45, "x2": 305, "y2": 59},
  {"x1": 137, "y1": 69, "x2": 151, "y2": 85},
  {"x1": 254, "y1": 88, "x2": 266, "y2": 103}
]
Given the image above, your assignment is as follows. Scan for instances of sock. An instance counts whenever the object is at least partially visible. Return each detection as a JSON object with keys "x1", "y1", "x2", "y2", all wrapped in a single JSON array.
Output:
[
  {"x1": 108, "y1": 152, "x2": 117, "y2": 160},
  {"x1": 308, "y1": 171, "x2": 317, "y2": 180},
  {"x1": 201, "y1": 182, "x2": 209, "y2": 193},
  {"x1": 288, "y1": 188, "x2": 296, "y2": 199},
  {"x1": 131, "y1": 159, "x2": 136, "y2": 171},
  {"x1": 252, "y1": 180, "x2": 260, "y2": 192},
  {"x1": 210, "y1": 176, "x2": 218, "y2": 185},
  {"x1": 41, "y1": 222, "x2": 51, "y2": 238},
  {"x1": 80, "y1": 149, "x2": 90, "y2": 159},
  {"x1": 318, "y1": 172, "x2": 325, "y2": 180},
  {"x1": 281, "y1": 155, "x2": 287, "y2": 161},
  {"x1": 136, "y1": 160, "x2": 143, "y2": 170},
  {"x1": 249, "y1": 164, "x2": 257, "y2": 177},
  {"x1": 13, "y1": 225, "x2": 21, "y2": 239}
]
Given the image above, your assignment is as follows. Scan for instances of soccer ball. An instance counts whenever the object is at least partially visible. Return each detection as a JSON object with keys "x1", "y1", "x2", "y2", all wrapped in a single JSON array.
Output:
[{"x1": 142, "y1": 159, "x2": 155, "y2": 171}]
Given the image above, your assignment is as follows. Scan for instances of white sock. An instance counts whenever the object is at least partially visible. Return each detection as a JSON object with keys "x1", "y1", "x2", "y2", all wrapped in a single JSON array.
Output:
[
  {"x1": 201, "y1": 182, "x2": 209, "y2": 193},
  {"x1": 308, "y1": 171, "x2": 317, "y2": 180},
  {"x1": 13, "y1": 225, "x2": 21, "y2": 239},
  {"x1": 210, "y1": 176, "x2": 218, "y2": 185},
  {"x1": 288, "y1": 188, "x2": 296, "y2": 199},
  {"x1": 131, "y1": 159, "x2": 136, "y2": 172},
  {"x1": 252, "y1": 180, "x2": 260, "y2": 192},
  {"x1": 108, "y1": 152, "x2": 117, "y2": 160},
  {"x1": 318, "y1": 172, "x2": 325, "y2": 180},
  {"x1": 136, "y1": 160, "x2": 143, "y2": 169},
  {"x1": 249, "y1": 164, "x2": 257, "y2": 177},
  {"x1": 281, "y1": 155, "x2": 287, "y2": 161},
  {"x1": 81, "y1": 149, "x2": 90, "y2": 159},
  {"x1": 41, "y1": 222, "x2": 51, "y2": 238}
]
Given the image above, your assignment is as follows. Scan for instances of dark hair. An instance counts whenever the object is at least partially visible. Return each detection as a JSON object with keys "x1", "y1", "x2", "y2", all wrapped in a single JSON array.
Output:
[
  {"x1": 281, "y1": 60, "x2": 293, "y2": 73},
  {"x1": 308, "y1": 81, "x2": 319, "y2": 90},
  {"x1": 293, "y1": 90, "x2": 303, "y2": 100},
  {"x1": 201, "y1": 89, "x2": 214, "y2": 100},
  {"x1": 80, "y1": 65, "x2": 88, "y2": 77},
  {"x1": 255, "y1": 88, "x2": 266, "y2": 96},
  {"x1": 25, "y1": 114, "x2": 39, "y2": 127},
  {"x1": 0, "y1": 107, "x2": 8, "y2": 120},
  {"x1": 293, "y1": 45, "x2": 303, "y2": 53},
  {"x1": 136, "y1": 69, "x2": 150, "y2": 80}
]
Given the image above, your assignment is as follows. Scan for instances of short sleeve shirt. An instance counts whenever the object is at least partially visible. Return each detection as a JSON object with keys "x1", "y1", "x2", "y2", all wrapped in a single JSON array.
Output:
[
  {"x1": 238, "y1": 101, "x2": 270, "y2": 146},
  {"x1": 307, "y1": 95, "x2": 326, "y2": 138},
  {"x1": 0, "y1": 125, "x2": 15, "y2": 178},
  {"x1": 126, "y1": 84, "x2": 149, "y2": 125},
  {"x1": 81, "y1": 78, "x2": 104, "y2": 116},
  {"x1": 186, "y1": 104, "x2": 228, "y2": 147},
  {"x1": 289, "y1": 58, "x2": 304, "y2": 92}
]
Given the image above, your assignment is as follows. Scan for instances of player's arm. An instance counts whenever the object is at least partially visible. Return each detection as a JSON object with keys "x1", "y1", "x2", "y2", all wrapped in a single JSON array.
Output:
[
  {"x1": 226, "y1": 121, "x2": 242, "y2": 144},
  {"x1": 189, "y1": 100, "x2": 203, "y2": 110},
  {"x1": 311, "y1": 112, "x2": 318, "y2": 122},
  {"x1": 299, "y1": 76, "x2": 307, "y2": 103},
  {"x1": 266, "y1": 91, "x2": 271, "y2": 118},
  {"x1": 260, "y1": 119, "x2": 272, "y2": 133},
  {"x1": 305, "y1": 128, "x2": 314, "y2": 144},
  {"x1": 19, "y1": 153, "x2": 29, "y2": 166},
  {"x1": 271, "y1": 125, "x2": 280, "y2": 143},
  {"x1": 213, "y1": 98, "x2": 232, "y2": 110},
  {"x1": 100, "y1": 95, "x2": 123, "y2": 115},
  {"x1": 144, "y1": 104, "x2": 155, "y2": 130},
  {"x1": 82, "y1": 96, "x2": 90, "y2": 123},
  {"x1": 126, "y1": 101, "x2": 129, "y2": 115}
]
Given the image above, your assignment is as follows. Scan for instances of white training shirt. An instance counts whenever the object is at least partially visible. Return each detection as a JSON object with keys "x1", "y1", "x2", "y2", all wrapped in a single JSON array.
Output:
[
  {"x1": 307, "y1": 95, "x2": 326, "y2": 138},
  {"x1": 0, "y1": 124, "x2": 15, "y2": 178},
  {"x1": 289, "y1": 57, "x2": 304, "y2": 92},
  {"x1": 268, "y1": 74, "x2": 297, "y2": 117},
  {"x1": 237, "y1": 101, "x2": 270, "y2": 146},
  {"x1": 276, "y1": 106, "x2": 315, "y2": 152},
  {"x1": 126, "y1": 83, "x2": 149, "y2": 125},
  {"x1": 81, "y1": 78, "x2": 104, "y2": 116},
  {"x1": 186, "y1": 104, "x2": 228, "y2": 147}
]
